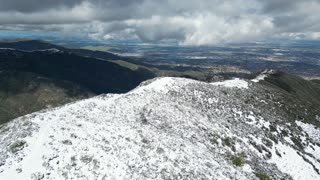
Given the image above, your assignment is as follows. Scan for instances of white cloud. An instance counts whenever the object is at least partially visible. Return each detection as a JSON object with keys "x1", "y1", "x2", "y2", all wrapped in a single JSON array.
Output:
[{"x1": 0, "y1": 0, "x2": 319, "y2": 45}]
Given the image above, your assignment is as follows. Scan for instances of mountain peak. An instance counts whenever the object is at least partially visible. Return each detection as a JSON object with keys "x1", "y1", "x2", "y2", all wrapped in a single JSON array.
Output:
[{"x1": 0, "y1": 77, "x2": 319, "y2": 179}]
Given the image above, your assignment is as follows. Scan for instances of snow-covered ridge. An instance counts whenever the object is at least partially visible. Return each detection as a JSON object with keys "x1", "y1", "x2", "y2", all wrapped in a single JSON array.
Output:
[
  {"x1": 251, "y1": 69, "x2": 276, "y2": 83},
  {"x1": 211, "y1": 78, "x2": 249, "y2": 89},
  {"x1": 0, "y1": 48, "x2": 16, "y2": 51},
  {"x1": 0, "y1": 48, "x2": 62, "y2": 53},
  {"x1": 0, "y1": 77, "x2": 319, "y2": 180},
  {"x1": 32, "y1": 48, "x2": 62, "y2": 53}
]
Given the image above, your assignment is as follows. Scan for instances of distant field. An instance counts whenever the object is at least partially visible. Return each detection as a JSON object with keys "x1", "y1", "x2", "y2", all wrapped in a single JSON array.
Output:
[{"x1": 83, "y1": 42, "x2": 320, "y2": 79}]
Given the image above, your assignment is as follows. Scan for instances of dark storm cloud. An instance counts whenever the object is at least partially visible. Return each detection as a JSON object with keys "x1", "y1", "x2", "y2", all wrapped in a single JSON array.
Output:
[
  {"x1": 0, "y1": 0, "x2": 84, "y2": 12},
  {"x1": 258, "y1": 0, "x2": 299, "y2": 13},
  {"x1": 259, "y1": 0, "x2": 320, "y2": 13},
  {"x1": 0, "y1": 0, "x2": 319, "y2": 45},
  {"x1": 258, "y1": 0, "x2": 320, "y2": 34}
]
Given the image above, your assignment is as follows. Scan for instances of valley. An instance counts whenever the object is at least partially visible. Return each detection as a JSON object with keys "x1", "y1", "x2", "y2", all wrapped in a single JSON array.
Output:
[{"x1": 81, "y1": 41, "x2": 320, "y2": 80}]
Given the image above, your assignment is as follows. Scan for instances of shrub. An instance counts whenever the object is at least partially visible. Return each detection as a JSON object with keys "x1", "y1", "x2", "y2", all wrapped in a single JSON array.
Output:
[
  {"x1": 269, "y1": 124, "x2": 277, "y2": 132},
  {"x1": 223, "y1": 137, "x2": 233, "y2": 147},
  {"x1": 281, "y1": 130, "x2": 289, "y2": 137},
  {"x1": 231, "y1": 155, "x2": 244, "y2": 166},
  {"x1": 255, "y1": 172, "x2": 271, "y2": 180},
  {"x1": 210, "y1": 138, "x2": 219, "y2": 145}
]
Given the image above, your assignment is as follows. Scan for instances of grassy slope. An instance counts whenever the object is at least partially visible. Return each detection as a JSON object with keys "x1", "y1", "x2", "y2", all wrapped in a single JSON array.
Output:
[
  {"x1": 0, "y1": 50, "x2": 155, "y2": 94},
  {"x1": 311, "y1": 79, "x2": 320, "y2": 85},
  {"x1": 261, "y1": 71, "x2": 320, "y2": 127},
  {"x1": 0, "y1": 71, "x2": 93, "y2": 125},
  {"x1": 0, "y1": 40, "x2": 155, "y2": 124}
]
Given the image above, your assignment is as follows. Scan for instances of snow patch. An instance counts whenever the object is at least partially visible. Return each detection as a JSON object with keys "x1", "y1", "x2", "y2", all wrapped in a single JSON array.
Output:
[
  {"x1": 296, "y1": 121, "x2": 320, "y2": 143},
  {"x1": 0, "y1": 48, "x2": 62, "y2": 53},
  {"x1": 269, "y1": 142, "x2": 320, "y2": 180},
  {"x1": 251, "y1": 69, "x2": 275, "y2": 83},
  {"x1": 211, "y1": 78, "x2": 249, "y2": 89},
  {"x1": 0, "y1": 48, "x2": 15, "y2": 50},
  {"x1": 132, "y1": 77, "x2": 194, "y2": 94},
  {"x1": 33, "y1": 48, "x2": 61, "y2": 53}
]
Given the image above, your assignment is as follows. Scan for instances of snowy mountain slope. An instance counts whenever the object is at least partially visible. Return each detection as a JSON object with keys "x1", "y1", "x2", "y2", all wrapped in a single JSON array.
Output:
[{"x1": 0, "y1": 77, "x2": 319, "y2": 180}]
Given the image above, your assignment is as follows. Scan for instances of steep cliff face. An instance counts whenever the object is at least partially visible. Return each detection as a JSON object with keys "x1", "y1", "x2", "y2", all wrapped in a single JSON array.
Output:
[{"x1": 0, "y1": 76, "x2": 319, "y2": 180}]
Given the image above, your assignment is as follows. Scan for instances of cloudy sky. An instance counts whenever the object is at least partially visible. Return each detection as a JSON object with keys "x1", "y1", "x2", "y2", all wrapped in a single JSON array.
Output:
[{"x1": 0, "y1": 0, "x2": 320, "y2": 46}]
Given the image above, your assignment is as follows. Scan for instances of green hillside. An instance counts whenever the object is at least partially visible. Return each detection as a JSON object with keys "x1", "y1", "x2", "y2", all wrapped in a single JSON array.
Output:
[{"x1": 0, "y1": 71, "x2": 93, "y2": 124}]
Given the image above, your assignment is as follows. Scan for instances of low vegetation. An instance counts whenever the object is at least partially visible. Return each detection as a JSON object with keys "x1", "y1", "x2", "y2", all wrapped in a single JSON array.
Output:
[
  {"x1": 261, "y1": 70, "x2": 320, "y2": 127},
  {"x1": 0, "y1": 71, "x2": 92, "y2": 125},
  {"x1": 255, "y1": 171, "x2": 271, "y2": 180},
  {"x1": 222, "y1": 137, "x2": 233, "y2": 147},
  {"x1": 231, "y1": 155, "x2": 245, "y2": 167}
]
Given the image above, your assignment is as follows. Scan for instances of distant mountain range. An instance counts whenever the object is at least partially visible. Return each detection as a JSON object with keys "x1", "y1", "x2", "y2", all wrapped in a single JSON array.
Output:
[{"x1": 0, "y1": 39, "x2": 120, "y2": 60}]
